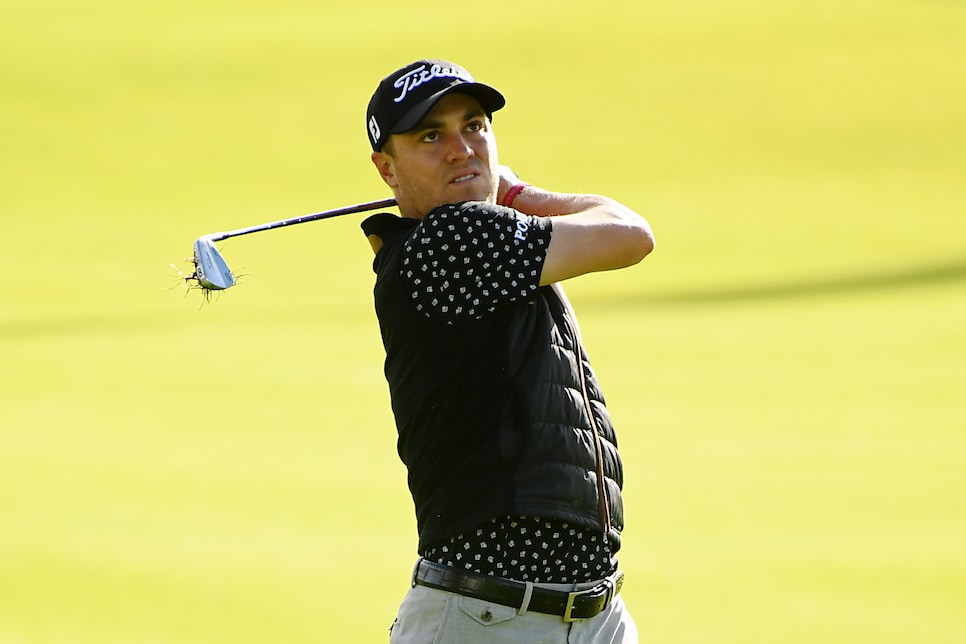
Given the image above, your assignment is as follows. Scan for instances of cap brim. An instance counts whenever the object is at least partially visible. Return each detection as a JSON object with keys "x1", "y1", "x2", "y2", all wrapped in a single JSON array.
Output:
[{"x1": 391, "y1": 82, "x2": 506, "y2": 135}]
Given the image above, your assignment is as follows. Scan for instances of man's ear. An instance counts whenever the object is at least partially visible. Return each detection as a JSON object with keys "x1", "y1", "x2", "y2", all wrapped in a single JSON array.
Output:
[{"x1": 371, "y1": 151, "x2": 397, "y2": 188}]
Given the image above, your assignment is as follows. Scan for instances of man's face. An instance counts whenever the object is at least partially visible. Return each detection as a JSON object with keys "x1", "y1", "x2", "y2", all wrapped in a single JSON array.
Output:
[{"x1": 371, "y1": 93, "x2": 500, "y2": 219}]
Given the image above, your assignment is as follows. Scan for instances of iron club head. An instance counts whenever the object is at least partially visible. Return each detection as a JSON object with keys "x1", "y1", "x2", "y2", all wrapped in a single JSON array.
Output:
[
  {"x1": 184, "y1": 197, "x2": 397, "y2": 297},
  {"x1": 192, "y1": 236, "x2": 235, "y2": 290}
]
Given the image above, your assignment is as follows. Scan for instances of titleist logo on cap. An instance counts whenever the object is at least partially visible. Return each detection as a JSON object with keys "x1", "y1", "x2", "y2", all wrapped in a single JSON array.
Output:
[
  {"x1": 393, "y1": 63, "x2": 473, "y2": 103},
  {"x1": 367, "y1": 59, "x2": 504, "y2": 151}
]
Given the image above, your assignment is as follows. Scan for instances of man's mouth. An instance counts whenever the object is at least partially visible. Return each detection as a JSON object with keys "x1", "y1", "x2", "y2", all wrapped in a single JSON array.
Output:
[{"x1": 451, "y1": 173, "x2": 478, "y2": 184}]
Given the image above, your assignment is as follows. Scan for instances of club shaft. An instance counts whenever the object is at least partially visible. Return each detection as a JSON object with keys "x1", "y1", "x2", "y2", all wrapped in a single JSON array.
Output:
[{"x1": 208, "y1": 198, "x2": 398, "y2": 242}]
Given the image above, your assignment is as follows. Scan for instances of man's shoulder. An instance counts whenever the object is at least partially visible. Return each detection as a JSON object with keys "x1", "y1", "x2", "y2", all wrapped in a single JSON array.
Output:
[
  {"x1": 359, "y1": 201, "x2": 490, "y2": 240},
  {"x1": 361, "y1": 211, "x2": 419, "y2": 241}
]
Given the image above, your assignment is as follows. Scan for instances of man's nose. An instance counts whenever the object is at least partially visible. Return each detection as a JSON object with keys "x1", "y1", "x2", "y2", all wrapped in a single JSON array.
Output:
[{"x1": 445, "y1": 133, "x2": 474, "y2": 162}]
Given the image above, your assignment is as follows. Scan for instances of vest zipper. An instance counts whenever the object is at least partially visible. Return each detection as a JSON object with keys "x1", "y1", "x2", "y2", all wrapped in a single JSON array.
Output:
[{"x1": 551, "y1": 285, "x2": 613, "y2": 537}]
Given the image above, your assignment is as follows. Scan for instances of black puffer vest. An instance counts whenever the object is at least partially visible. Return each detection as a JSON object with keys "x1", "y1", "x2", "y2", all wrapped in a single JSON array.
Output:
[{"x1": 362, "y1": 212, "x2": 624, "y2": 553}]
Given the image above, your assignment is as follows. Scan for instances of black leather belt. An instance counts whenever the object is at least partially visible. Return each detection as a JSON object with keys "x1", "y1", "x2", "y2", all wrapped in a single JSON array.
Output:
[{"x1": 412, "y1": 559, "x2": 624, "y2": 622}]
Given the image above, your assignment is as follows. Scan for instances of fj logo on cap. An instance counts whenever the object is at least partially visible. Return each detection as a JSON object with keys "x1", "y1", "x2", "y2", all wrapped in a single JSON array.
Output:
[
  {"x1": 393, "y1": 63, "x2": 472, "y2": 103},
  {"x1": 368, "y1": 116, "x2": 381, "y2": 146}
]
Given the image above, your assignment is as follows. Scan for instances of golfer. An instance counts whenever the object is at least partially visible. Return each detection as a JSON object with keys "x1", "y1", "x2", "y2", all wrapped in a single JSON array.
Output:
[{"x1": 361, "y1": 59, "x2": 654, "y2": 643}]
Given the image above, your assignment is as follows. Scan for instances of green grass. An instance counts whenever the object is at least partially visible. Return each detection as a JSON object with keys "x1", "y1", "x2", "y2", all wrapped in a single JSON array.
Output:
[{"x1": 2, "y1": 0, "x2": 965, "y2": 641}]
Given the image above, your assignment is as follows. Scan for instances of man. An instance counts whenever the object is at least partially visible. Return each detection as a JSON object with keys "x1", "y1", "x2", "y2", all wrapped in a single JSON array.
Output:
[{"x1": 361, "y1": 59, "x2": 654, "y2": 643}]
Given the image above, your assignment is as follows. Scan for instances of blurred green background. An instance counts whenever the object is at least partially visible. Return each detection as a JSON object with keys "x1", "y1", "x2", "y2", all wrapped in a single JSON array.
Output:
[{"x1": 2, "y1": 0, "x2": 964, "y2": 641}]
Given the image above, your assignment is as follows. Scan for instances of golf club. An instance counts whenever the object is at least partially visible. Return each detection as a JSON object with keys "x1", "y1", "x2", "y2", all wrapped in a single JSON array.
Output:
[{"x1": 188, "y1": 197, "x2": 397, "y2": 291}]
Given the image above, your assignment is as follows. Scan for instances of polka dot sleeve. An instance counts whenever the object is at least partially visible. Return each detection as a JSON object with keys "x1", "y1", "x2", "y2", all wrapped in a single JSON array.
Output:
[{"x1": 401, "y1": 202, "x2": 552, "y2": 322}]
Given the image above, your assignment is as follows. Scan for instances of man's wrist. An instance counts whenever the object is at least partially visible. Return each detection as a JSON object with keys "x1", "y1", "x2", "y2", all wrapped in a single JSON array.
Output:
[{"x1": 501, "y1": 183, "x2": 529, "y2": 208}]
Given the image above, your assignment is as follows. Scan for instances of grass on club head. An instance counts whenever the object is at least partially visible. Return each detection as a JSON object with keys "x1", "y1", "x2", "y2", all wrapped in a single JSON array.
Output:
[{"x1": 2, "y1": 0, "x2": 965, "y2": 642}]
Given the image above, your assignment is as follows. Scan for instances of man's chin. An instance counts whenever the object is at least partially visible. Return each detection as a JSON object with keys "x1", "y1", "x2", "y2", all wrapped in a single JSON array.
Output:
[{"x1": 447, "y1": 181, "x2": 494, "y2": 204}]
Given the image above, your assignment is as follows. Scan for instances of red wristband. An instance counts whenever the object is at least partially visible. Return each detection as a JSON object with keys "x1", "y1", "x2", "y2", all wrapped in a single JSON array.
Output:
[{"x1": 501, "y1": 183, "x2": 528, "y2": 208}]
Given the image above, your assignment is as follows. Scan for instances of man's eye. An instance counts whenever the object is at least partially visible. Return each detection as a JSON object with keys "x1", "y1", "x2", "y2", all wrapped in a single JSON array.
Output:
[
  {"x1": 422, "y1": 131, "x2": 440, "y2": 143},
  {"x1": 467, "y1": 120, "x2": 484, "y2": 132}
]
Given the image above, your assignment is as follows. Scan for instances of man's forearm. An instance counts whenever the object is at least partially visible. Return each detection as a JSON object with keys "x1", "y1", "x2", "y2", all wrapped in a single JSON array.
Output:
[
  {"x1": 508, "y1": 185, "x2": 616, "y2": 218},
  {"x1": 496, "y1": 166, "x2": 612, "y2": 217}
]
